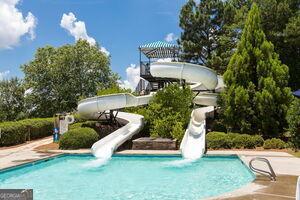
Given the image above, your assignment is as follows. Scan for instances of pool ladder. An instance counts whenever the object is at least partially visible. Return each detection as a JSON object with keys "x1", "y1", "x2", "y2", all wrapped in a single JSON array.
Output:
[{"x1": 249, "y1": 157, "x2": 276, "y2": 181}]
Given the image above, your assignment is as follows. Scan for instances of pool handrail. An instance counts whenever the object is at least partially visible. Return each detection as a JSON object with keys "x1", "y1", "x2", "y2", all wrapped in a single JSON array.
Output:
[{"x1": 249, "y1": 157, "x2": 276, "y2": 181}]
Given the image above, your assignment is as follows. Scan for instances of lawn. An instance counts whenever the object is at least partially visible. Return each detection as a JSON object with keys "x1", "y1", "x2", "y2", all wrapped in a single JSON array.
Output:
[{"x1": 288, "y1": 150, "x2": 300, "y2": 158}]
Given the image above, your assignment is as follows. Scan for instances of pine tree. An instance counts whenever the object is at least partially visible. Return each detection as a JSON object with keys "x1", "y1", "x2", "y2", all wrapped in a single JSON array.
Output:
[
  {"x1": 219, "y1": 3, "x2": 292, "y2": 137},
  {"x1": 179, "y1": 0, "x2": 236, "y2": 74},
  {"x1": 229, "y1": 0, "x2": 300, "y2": 89},
  {"x1": 283, "y1": 13, "x2": 300, "y2": 90}
]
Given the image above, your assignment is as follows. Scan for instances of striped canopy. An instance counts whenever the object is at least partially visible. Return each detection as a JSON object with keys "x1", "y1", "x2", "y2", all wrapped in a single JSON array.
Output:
[{"x1": 139, "y1": 41, "x2": 180, "y2": 59}]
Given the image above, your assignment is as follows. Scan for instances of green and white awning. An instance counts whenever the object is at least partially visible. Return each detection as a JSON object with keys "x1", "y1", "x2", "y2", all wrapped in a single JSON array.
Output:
[{"x1": 139, "y1": 41, "x2": 180, "y2": 59}]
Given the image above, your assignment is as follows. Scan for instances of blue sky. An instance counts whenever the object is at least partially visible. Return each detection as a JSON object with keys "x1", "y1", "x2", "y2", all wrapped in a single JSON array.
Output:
[{"x1": 0, "y1": 0, "x2": 186, "y2": 88}]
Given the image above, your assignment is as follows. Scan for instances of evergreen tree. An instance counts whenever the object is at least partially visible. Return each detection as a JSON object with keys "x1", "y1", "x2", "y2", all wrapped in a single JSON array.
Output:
[
  {"x1": 179, "y1": 0, "x2": 236, "y2": 73},
  {"x1": 179, "y1": 0, "x2": 300, "y2": 88},
  {"x1": 219, "y1": 3, "x2": 292, "y2": 137},
  {"x1": 229, "y1": 0, "x2": 300, "y2": 89},
  {"x1": 283, "y1": 13, "x2": 300, "y2": 90}
]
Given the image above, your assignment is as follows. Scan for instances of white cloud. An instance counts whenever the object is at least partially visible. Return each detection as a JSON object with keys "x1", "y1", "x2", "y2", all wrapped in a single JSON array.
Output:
[
  {"x1": 60, "y1": 12, "x2": 110, "y2": 56},
  {"x1": 100, "y1": 46, "x2": 110, "y2": 56},
  {"x1": 117, "y1": 80, "x2": 131, "y2": 90},
  {"x1": 118, "y1": 64, "x2": 140, "y2": 91},
  {"x1": 0, "y1": 70, "x2": 10, "y2": 80},
  {"x1": 0, "y1": 0, "x2": 37, "y2": 49},
  {"x1": 164, "y1": 33, "x2": 177, "y2": 42},
  {"x1": 60, "y1": 12, "x2": 96, "y2": 45},
  {"x1": 157, "y1": 58, "x2": 172, "y2": 62}
]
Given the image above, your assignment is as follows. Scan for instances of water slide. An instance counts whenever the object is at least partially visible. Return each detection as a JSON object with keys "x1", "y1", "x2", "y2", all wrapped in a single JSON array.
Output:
[
  {"x1": 150, "y1": 62, "x2": 219, "y2": 159},
  {"x1": 78, "y1": 94, "x2": 152, "y2": 158},
  {"x1": 77, "y1": 62, "x2": 221, "y2": 159}
]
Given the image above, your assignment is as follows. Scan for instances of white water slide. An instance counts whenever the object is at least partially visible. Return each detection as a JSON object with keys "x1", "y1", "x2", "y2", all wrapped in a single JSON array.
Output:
[
  {"x1": 78, "y1": 94, "x2": 152, "y2": 158},
  {"x1": 77, "y1": 62, "x2": 222, "y2": 159}
]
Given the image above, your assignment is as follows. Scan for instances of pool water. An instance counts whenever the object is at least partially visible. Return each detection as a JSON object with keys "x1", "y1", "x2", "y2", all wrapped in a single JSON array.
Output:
[{"x1": 0, "y1": 155, "x2": 254, "y2": 200}]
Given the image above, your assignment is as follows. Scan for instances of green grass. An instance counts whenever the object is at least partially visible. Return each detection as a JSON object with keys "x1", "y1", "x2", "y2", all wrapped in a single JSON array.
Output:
[{"x1": 288, "y1": 150, "x2": 300, "y2": 158}]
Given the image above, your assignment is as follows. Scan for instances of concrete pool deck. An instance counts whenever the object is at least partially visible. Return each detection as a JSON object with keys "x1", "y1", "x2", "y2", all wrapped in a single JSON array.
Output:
[
  {"x1": 0, "y1": 138, "x2": 299, "y2": 199},
  {"x1": 0, "y1": 137, "x2": 60, "y2": 170}
]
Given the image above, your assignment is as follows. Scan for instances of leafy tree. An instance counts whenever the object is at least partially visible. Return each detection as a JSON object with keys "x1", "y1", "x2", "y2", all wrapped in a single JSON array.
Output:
[
  {"x1": 97, "y1": 84, "x2": 131, "y2": 96},
  {"x1": 0, "y1": 78, "x2": 26, "y2": 121},
  {"x1": 145, "y1": 84, "x2": 193, "y2": 141},
  {"x1": 286, "y1": 98, "x2": 300, "y2": 150},
  {"x1": 179, "y1": 0, "x2": 239, "y2": 73},
  {"x1": 22, "y1": 40, "x2": 118, "y2": 117},
  {"x1": 219, "y1": 3, "x2": 292, "y2": 137}
]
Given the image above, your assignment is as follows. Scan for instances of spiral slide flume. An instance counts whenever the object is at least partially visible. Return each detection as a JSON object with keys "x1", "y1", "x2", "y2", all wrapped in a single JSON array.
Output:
[
  {"x1": 150, "y1": 62, "x2": 219, "y2": 159},
  {"x1": 180, "y1": 106, "x2": 215, "y2": 160},
  {"x1": 77, "y1": 62, "x2": 221, "y2": 160},
  {"x1": 77, "y1": 93, "x2": 152, "y2": 158}
]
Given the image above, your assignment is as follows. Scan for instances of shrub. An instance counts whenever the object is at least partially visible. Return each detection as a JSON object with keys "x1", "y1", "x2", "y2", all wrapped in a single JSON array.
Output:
[
  {"x1": 73, "y1": 113, "x2": 87, "y2": 123},
  {"x1": 69, "y1": 121, "x2": 119, "y2": 139},
  {"x1": 263, "y1": 138, "x2": 286, "y2": 149},
  {"x1": 0, "y1": 118, "x2": 53, "y2": 146},
  {"x1": 211, "y1": 120, "x2": 227, "y2": 132},
  {"x1": 69, "y1": 121, "x2": 102, "y2": 136},
  {"x1": 19, "y1": 118, "x2": 53, "y2": 140},
  {"x1": 229, "y1": 133, "x2": 247, "y2": 149},
  {"x1": 124, "y1": 84, "x2": 194, "y2": 142},
  {"x1": 252, "y1": 135, "x2": 265, "y2": 147},
  {"x1": 0, "y1": 121, "x2": 27, "y2": 146},
  {"x1": 69, "y1": 122, "x2": 84, "y2": 130},
  {"x1": 69, "y1": 121, "x2": 103, "y2": 131},
  {"x1": 286, "y1": 98, "x2": 300, "y2": 150},
  {"x1": 206, "y1": 132, "x2": 264, "y2": 149},
  {"x1": 230, "y1": 133, "x2": 264, "y2": 149},
  {"x1": 206, "y1": 132, "x2": 231, "y2": 149},
  {"x1": 146, "y1": 84, "x2": 193, "y2": 141},
  {"x1": 171, "y1": 122, "x2": 185, "y2": 142},
  {"x1": 150, "y1": 118, "x2": 173, "y2": 138},
  {"x1": 59, "y1": 128, "x2": 99, "y2": 149}
]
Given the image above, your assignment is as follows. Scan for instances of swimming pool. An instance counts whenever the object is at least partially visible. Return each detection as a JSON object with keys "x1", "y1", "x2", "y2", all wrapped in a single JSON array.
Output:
[{"x1": 0, "y1": 155, "x2": 254, "y2": 200}]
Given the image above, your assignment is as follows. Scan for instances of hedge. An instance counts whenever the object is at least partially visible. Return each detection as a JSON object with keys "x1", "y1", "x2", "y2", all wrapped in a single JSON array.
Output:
[
  {"x1": 69, "y1": 121, "x2": 123, "y2": 139},
  {"x1": 0, "y1": 118, "x2": 53, "y2": 146},
  {"x1": 263, "y1": 138, "x2": 286, "y2": 149},
  {"x1": 59, "y1": 127, "x2": 99, "y2": 149},
  {"x1": 206, "y1": 132, "x2": 264, "y2": 149},
  {"x1": 69, "y1": 121, "x2": 98, "y2": 130}
]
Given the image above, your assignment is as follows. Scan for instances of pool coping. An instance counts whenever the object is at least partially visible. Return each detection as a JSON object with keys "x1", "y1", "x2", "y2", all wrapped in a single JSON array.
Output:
[
  {"x1": 0, "y1": 153, "x2": 65, "y2": 174},
  {"x1": 0, "y1": 152, "x2": 246, "y2": 172},
  {"x1": 0, "y1": 152, "x2": 257, "y2": 200},
  {"x1": 0, "y1": 151, "x2": 296, "y2": 200}
]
